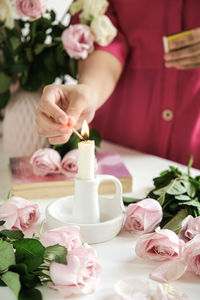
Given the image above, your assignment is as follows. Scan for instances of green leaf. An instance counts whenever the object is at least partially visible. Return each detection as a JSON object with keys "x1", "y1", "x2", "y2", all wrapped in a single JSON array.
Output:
[
  {"x1": 0, "y1": 279, "x2": 6, "y2": 286},
  {"x1": 2, "y1": 271, "x2": 20, "y2": 298},
  {"x1": 69, "y1": 58, "x2": 77, "y2": 79},
  {"x1": 123, "y1": 196, "x2": 141, "y2": 204},
  {"x1": 44, "y1": 244, "x2": 67, "y2": 264},
  {"x1": 167, "y1": 180, "x2": 186, "y2": 195},
  {"x1": 50, "y1": 10, "x2": 56, "y2": 22},
  {"x1": 157, "y1": 193, "x2": 166, "y2": 206},
  {"x1": 10, "y1": 37, "x2": 20, "y2": 51},
  {"x1": 9, "y1": 264, "x2": 28, "y2": 275},
  {"x1": 188, "y1": 156, "x2": 194, "y2": 176},
  {"x1": 13, "y1": 239, "x2": 45, "y2": 272},
  {"x1": 0, "y1": 73, "x2": 11, "y2": 94},
  {"x1": 0, "y1": 90, "x2": 10, "y2": 110},
  {"x1": 153, "y1": 184, "x2": 170, "y2": 196},
  {"x1": 179, "y1": 199, "x2": 200, "y2": 208},
  {"x1": 20, "y1": 273, "x2": 39, "y2": 289},
  {"x1": 153, "y1": 171, "x2": 176, "y2": 189},
  {"x1": 90, "y1": 128, "x2": 101, "y2": 147},
  {"x1": 88, "y1": 14, "x2": 94, "y2": 22},
  {"x1": 39, "y1": 222, "x2": 45, "y2": 236},
  {"x1": 175, "y1": 195, "x2": 191, "y2": 201},
  {"x1": 11, "y1": 61, "x2": 28, "y2": 73},
  {"x1": 0, "y1": 221, "x2": 5, "y2": 226},
  {"x1": 19, "y1": 288, "x2": 42, "y2": 300},
  {"x1": 0, "y1": 229, "x2": 24, "y2": 240},
  {"x1": 26, "y1": 48, "x2": 33, "y2": 62},
  {"x1": 34, "y1": 44, "x2": 45, "y2": 55},
  {"x1": 182, "y1": 181, "x2": 196, "y2": 198},
  {"x1": 163, "y1": 209, "x2": 188, "y2": 234},
  {"x1": 5, "y1": 190, "x2": 11, "y2": 200},
  {"x1": 0, "y1": 239, "x2": 15, "y2": 272}
]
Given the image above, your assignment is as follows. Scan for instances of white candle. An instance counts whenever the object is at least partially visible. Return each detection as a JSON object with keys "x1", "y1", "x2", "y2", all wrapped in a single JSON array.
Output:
[{"x1": 78, "y1": 140, "x2": 95, "y2": 180}]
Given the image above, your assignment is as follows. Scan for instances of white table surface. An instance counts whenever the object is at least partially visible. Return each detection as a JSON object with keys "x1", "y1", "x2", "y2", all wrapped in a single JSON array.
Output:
[{"x1": 0, "y1": 137, "x2": 199, "y2": 300}]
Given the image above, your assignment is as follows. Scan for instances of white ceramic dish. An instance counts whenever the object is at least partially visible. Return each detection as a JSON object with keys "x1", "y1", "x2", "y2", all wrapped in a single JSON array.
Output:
[{"x1": 46, "y1": 195, "x2": 125, "y2": 244}]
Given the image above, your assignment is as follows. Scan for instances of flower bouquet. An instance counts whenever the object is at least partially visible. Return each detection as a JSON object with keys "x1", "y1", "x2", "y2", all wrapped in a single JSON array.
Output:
[{"x1": 0, "y1": 0, "x2": 117, "y2": 117}]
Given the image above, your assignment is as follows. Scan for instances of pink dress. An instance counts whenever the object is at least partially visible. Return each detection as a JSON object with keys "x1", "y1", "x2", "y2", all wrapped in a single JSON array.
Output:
[{"x1": 92, "y1": 0, "x2": 200, "y2": 169}]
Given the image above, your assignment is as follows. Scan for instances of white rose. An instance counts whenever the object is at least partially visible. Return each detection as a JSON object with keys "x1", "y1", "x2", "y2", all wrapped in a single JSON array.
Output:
[
  {"x1": 81, "y1": 0, "x2": 108, "y2": 21},
  {"x1": 0, "y1": 0, "x2": 17, "y2": 29},
  {"x1": 91, "y1": 15, "x2": 117, "y2": 46},
  {"x1": 69, "y1": 0, "x2": 84, "y2": 16}
]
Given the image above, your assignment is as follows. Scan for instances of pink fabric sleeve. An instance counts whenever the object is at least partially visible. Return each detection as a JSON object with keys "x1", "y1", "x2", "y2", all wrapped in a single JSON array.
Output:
[{"x1": 95, "y1": 1, "x2": 129, "y2": 67}]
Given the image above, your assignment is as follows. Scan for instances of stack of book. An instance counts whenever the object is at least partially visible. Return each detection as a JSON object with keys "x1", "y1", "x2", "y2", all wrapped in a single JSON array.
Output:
[{"x1": 9, "y1": 152, "x2": 132, "y2": 198}]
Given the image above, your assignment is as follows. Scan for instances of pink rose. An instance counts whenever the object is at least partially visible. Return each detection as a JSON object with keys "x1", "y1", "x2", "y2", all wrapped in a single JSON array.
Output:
[
  {"x1": 179, "y1": 215, "x2": 200, "y2": 242},
  {"x1": 15, "y1": 0, "x2": 47, "y2": 19},
  {"x1": 61, "y1": 149, "x2": 78, "y2": 178},
  {"x1": 30, "y1": 148, "x2": 61, "y2": 176},
  {"x1": 182, "y1": 234, "x2": 200, "y2": 275},
  {"x1": 135, "y1": 227, "x2": 184, "y2": 262},
  {"x1": 62, "y1": 24, "x2": 94, "y2": 59},
  {"x1": 124, "y1": 198, "x2": 163, "y2": 234},
  {"x1": 0, "y1": 196, "x2": 40, "y2": 230},
  {"x1": 50, "y1": 244, "x2": 101, "y2": 296},
  {"x1": 40, "y1": 226, "x2": 82, "y2": 251}
]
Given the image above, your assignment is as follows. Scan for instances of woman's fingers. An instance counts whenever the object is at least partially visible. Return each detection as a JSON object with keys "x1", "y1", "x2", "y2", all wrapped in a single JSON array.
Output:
[
  {"x1": 164, "y1": 43, "x2": 200, "y2": 61},
  {"x1": 48, "y1": 133, "x2": 72, "y2": 145},
  {"x1": 36, "y1": 84, "x2": 97, "y2": 143},
  {"x1": 164, "y1": 28, "x2": 200, "y2": 70},
  {"x1": 39, "y1": 85, "x2": 68, "y2": 125},
  {"x1": 169, "y1": 28, "x2": 200, "y2": 50},
  {"x1": 165, "y1": 54, "x2": 200, "y2": 69},
  {"x1": 36, "y1": 111, "x2": 70, "y2": 137}
]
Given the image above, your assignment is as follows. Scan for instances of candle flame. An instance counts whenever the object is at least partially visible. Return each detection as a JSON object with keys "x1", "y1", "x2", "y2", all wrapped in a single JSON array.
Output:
[{"x1": 81, "y1": 120, "x2": 89, "y2": 138}]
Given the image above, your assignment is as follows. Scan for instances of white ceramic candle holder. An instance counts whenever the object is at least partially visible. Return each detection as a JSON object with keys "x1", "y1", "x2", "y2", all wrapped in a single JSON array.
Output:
[{"x1": 46, "y1": 174, "x2": 125, "y2": 244}]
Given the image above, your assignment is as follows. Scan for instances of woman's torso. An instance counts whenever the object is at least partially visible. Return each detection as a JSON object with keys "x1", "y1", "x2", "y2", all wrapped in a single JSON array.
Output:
[{"x1": 93, "y1": 0, "x2": 200, "y2": 168}]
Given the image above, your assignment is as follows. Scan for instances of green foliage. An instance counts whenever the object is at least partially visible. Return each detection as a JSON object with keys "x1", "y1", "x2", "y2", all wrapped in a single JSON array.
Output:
[
  {"x1": 0, "y1": 225, "x2": 70, "y2": 300},
  {"x1": 44, "y1": 244, "x2": 67, "y2": 264},
  {"x1": 150, "y1": 159, "x2": 200, "y2": 230},
  {"x1": 0, "y1": 239, "x2": 15, "y2": 272},
  {"x1": 2, "y1": 271, "x2": 20, "y2": 298},
  {"x1": 123, "y1": 196, "x2": 141, "y2": 204},
  {"x1": 19, "y1": 288, "x2": 42, "y2": 300},
  {"x1": 0, "y1": 90, "x2": 10, "y2": 110},
  {"x1": 123, "y1": 157, "x2": 200, "y2": 233},
  {"x1": 163, "y1": 209, "x2": 188, "y2": 234},
  {"x1": 0, "y1": 10, "x2": 76, "y2": 114},
  {"x1": 13, "y1": 239, "x2": 45, "y2": 272},
  {"x1": 52, "y1": 128, "x2": 101, "y2": 158},
  {"x1": 0, "y1": 72, "x2": 11, "y2": 93},
  {"x1": 0, "y1": 229, "x2": 24, "y2": 240}
]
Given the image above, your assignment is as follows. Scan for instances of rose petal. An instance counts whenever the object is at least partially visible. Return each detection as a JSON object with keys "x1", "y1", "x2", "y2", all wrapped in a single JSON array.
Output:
[
  {"x1": 150, "y1": 260, "x2": 187, "y2": 283},
  {"x1": 155, "y1": 284, "x2": 191, "y2": 300},
  {"x1": 115, "y1": 278, "x2": 152, "y2": 300},
  {"x1": 40, "y1": 226, "x2": 81, "y2": 250}
]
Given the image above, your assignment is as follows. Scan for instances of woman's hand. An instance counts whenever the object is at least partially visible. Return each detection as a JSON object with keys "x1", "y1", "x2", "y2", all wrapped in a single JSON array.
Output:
[
  {"x1": 36, "y1": 84, "x2": 98, "y2": 145},
  {"x1": 164, "y1": 28, "x2": 200, "y2": 69}
]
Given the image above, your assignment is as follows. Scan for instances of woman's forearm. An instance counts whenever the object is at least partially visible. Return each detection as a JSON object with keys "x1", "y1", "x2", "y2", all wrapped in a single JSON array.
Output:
[{"x1": 78, "y1": 50, "x2": 123, "y2": 109}]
